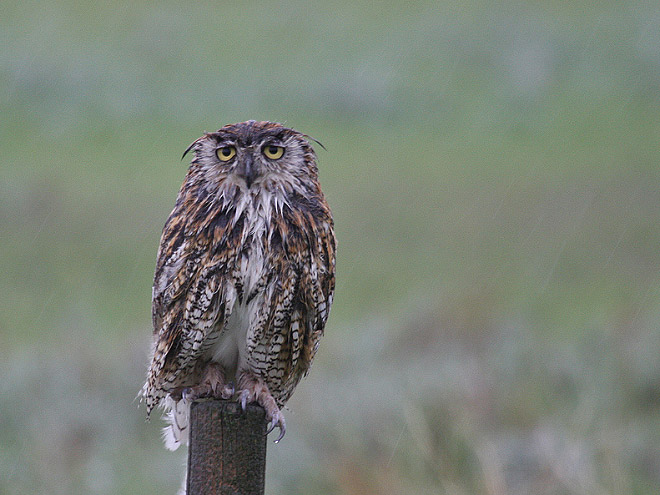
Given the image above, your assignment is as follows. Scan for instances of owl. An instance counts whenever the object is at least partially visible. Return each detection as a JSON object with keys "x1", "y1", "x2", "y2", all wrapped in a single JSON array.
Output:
[{"x1": 142, "y1": 120, "x2": 335, "y2": 447}]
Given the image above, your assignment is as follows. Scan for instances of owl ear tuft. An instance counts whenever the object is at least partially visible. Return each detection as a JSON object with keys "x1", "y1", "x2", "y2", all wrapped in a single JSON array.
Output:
[
  {"x1": 181, "y1": 135, "x2": 207, "y2": 161},
  {"x1": 304, "y1": 134, "x2": 327, "y2": 152}
]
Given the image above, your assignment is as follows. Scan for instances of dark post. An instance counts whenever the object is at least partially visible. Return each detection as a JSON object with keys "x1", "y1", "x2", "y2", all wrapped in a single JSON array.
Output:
[{"x1": 187, "y1": 400, "x2": 267, "y2": 495}]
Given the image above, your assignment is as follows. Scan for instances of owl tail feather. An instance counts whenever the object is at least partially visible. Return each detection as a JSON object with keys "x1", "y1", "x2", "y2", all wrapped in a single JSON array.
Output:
[{"x1": 162, "y1": 396, "x2": 190, "y2": 451}]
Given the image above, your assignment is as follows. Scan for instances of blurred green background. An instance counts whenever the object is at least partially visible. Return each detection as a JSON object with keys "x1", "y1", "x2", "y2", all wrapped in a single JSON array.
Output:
[{"x1": 2, "y1": 1, "x2": 660, "y2": 494}]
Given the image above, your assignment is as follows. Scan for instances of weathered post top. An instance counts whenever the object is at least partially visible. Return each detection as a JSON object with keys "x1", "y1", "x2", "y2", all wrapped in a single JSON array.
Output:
[{"x1": 187, "y1": 400, "x2": 267, "y2": 495}]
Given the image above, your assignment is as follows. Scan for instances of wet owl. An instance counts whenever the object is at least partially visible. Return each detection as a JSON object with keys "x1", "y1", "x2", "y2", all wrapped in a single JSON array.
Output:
[{"x1": 142, "y1": 120, "x2": 336, "y2": 447}]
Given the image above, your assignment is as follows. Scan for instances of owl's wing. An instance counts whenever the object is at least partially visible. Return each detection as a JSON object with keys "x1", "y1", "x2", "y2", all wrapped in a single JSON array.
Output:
[
  {"x1": 264, "y1": 203, "x2": 336, "y2": 399},
  {"x1": 242, "y1": 201, "x2": 335, "y2": 404},
  {"x1": 297, "y1": 217, "x2": 336, "y2": 372},
  {"x1": 145, "y1": 207, "x2": 236, "y2": 414}
]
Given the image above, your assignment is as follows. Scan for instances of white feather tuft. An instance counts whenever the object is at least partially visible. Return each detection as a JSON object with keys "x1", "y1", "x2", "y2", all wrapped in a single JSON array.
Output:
[{"x1": 161, "y1": 396, "x2": 190, "y2": 451}]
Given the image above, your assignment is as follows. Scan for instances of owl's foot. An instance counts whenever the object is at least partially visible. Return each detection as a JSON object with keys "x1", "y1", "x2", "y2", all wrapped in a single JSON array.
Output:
[
  {"x1": 177, "y1": 363, "x2": 234, "y2": 402},
  {"x1": 237, "y1": 371, "x2": 286, "y2": 443}
]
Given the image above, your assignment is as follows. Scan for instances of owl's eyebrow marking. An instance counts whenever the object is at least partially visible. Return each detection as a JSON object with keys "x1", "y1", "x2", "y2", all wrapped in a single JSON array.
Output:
[
  {"x1": 260, "y1": 136, "x2": 285, "y2": 146},
  {"x1": 180, "y1": 125, "x2": 311, "y2": 162}
]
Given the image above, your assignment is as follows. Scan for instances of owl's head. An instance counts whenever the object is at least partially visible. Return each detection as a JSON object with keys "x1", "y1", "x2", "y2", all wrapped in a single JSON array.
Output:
[{"x1": 184, "y1": 121, "x2": 320, "y2": 192}]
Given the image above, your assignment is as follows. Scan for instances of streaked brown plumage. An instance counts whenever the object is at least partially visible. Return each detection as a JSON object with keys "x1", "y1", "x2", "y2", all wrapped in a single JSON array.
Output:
[{"x1": 142, "y1": 121, "x2": 335, "y2": 447}]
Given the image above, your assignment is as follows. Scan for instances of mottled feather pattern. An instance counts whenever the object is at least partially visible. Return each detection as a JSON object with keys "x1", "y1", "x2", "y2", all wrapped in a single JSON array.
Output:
[{"x1": 143, "y1": 121, "x2": 335, "y2": 446}]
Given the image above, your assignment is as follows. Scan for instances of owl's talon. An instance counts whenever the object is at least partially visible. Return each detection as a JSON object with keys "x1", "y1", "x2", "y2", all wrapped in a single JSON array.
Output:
[
  {"x1": 222, "y1": 382, "x2": 235, "y2": 399},
  {"x1": 181, "y1": 387, "x2": 193, "y2": 401},
  {"x1": 175, "y1": 363, "x2": 232, "y2": 403},
  {"x1": 239, "y1": 389, "x2": 250, "y2": 411},
  {"x1": 266, "y1": 414, "x2": 286, "y2": 442},
  {"x1": 236, "y1": 371, "x2": 287, "y2": 441},
  {"x1": 273, "y1": 416, "x2": 286, "y2": 443},
  {"x1": 262, "y1": 409, "x2": 285, "y2": 442}
]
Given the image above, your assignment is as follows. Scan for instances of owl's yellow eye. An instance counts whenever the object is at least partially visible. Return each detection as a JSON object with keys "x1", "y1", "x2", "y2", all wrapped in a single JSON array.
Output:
[
  {"x1": 263, "y1": 145, "x2": 285, "y2": 160},
  {"x1": 216, "y1": 146, "x2": 236, "y2": 161}
]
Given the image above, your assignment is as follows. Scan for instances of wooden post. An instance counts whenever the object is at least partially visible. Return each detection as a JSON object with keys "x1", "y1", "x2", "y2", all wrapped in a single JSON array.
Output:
[{"x1": 187, "y1": 400, "x2": 267, "y2": 495}]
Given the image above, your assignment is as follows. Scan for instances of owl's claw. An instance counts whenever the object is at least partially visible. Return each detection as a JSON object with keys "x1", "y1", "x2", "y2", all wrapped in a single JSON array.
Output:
[
  {"x1": 267, "y1": 414, "x2": 286, "y2": 443},
  {"x1": 180, "y1": 385, "x2": 210, "y2": 401},
  {"x1": 237, "y1": 371, "x2": 287, "y2": 442},
  {"x1": 239, "y1": 389, "x2": 250, "y2": 411},
  {"x1": 175, "y1": 363, "x2": 232, "y2": 402},
  {"x1": 181, "y1": 387, "x2": 194, "y2": 401},
  {"x1": 223, "y1": 381, "x2": 235, "y2": 399}
]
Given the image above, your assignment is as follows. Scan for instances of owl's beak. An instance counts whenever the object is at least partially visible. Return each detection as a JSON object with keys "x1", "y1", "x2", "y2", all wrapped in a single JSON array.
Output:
[{"x1": 236, "y1": 155, "x2": 258, "y2": 189}]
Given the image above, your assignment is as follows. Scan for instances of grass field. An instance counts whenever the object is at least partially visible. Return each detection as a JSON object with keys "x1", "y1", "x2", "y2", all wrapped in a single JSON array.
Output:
[{"x1": 2, "y1": 1, "x2": 660, "y2": 494}]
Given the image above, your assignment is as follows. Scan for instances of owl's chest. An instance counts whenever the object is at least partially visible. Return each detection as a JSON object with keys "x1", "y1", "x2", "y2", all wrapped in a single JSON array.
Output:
[
  {"x1": 205, "y1": 202, "x2": 272, "y2": 374},
  {"x1": 208, "y1": 286, "x2": 265, "y2": 377},
  {"x1": 232, "y1": 202, "x2": 271, "y2": 300}
]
